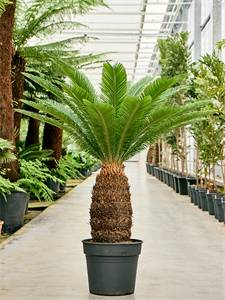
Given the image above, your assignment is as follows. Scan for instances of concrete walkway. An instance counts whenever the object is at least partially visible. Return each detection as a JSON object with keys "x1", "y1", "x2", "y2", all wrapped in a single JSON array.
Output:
[{"x1": 0, "y1": 162, "x2": 225, "y2": 300}]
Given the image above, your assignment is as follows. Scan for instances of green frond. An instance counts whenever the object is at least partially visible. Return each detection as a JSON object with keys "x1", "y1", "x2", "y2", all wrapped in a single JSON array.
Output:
[
  {"x1": 127, "y1": 76, "x2": 153, "y2": 97},
  {"x1": 0, "y1": 151, "x2": 16, "y2": 164},
  {"x1": 141, "y1": 76, "x2": 183, "y2": 101},
  {"x1": 50, "y1": 59, "x2": 98, "y2": 101},
  {"x1": 0, "y1": 138, "x2": 15, "y2": 150},
  {"x1": 0, "y1": 0, "x2": 12, "y2": 17},
  {"x1": 100, "y1": 62, "x2": 127, "y2": 111},
  {"x1": 83, "y1": 101, "x2": 115, "y2": 163},
  {"x1": 115, "y1": 95, "x2": 152, "y2": 162}
]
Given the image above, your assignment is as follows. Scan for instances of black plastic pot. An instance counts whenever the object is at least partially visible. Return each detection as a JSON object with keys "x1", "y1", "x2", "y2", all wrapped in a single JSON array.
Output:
[
  {"x1": 186, "y1": 178, "x2": 196, "y2": 196},
  {"x1": 154, "y1": 167, "x2": 159, "y2": 179},
  {"x1": 81, "y1": 170, "x2": 92, "y2": 177},
  {"x1": 190, "y1": 185, "x2": 196, "y2": 204},
  {"x1": 198, "y1": 190, "x2": 208, "y2": 211},
  {"x1": 45, "y1": 178, "x2": 60, "y2": 196},
  {"x1": 213, "y1": 196, "x2": 224, "y2": 222},
  {"x1": 82, "y1": 238, "x2": 143, "y2": 296},
  {"x1": 222, "y1": 202, "x2": 225, "y2": 222},
  {"x1": 0, "y1": 190, "x2": 28, "y2": 233},
  {"x1": 158, "y1": 169, "x2": 163, "y2": 182},
  {"x1": 151, "y1": 165, "x2": 158, "y2": 176},
  {"x1": 162, "y1": 169, "x2": 167, "y2": 184},
  {"x1": 59, "y1": 182, "x2": 66, "y2": 192},
  {"x1": 177, "y1": 176, "x2": 188, "y2": 195},
  {"x1": 173, "y1": 174, "x2": 179, "y2": 193},
  {"x1": 195, "y1": 187, "x2": 205, "y2": 208},
  {"x1": 206, "y1": 193, "x2": 216, "y2": 215},
  {"x1": 169, "y1": 172, "x2": 175, "y2": 189},
  {"x1": 146, "y1": 162, "x2": 150, "y2": 174}
]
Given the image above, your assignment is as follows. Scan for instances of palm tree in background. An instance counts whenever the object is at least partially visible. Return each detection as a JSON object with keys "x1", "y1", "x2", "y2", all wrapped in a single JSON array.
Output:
[
  {"x1": 16, "y1": 62, "x2": 213, "y2": 243},
  {"x1": 12, "y1": 0, "x2": 109, "y2": 143}
]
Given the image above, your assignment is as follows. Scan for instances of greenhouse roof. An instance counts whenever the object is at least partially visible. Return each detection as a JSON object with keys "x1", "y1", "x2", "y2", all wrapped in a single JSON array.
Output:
[{"x1": 53, "y1": 0, "x2": 191, "y2": 86}]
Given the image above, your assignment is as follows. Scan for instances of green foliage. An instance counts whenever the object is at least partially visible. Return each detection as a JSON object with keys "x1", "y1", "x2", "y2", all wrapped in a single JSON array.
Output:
[
  {"x1": 0, "y1": 170, "x2": 26, "y2": 201},
  {"x1": 72, "y1": 152, "x2": 100, "y2": 172},
  {"x1": 51, "y1": 154, "x2": 82, "y2": 182},
  {"x1": 17, "y1": 143, "x2": 54, "y2": 161},
  {"x1": 0, "y1": 0, "x2": 12, "y2": 17},
  {"x1": 16, "y1": 62, "x2": 214, "y2": 165},
  {"x1": 13, "y1": 0, "x2": 110, "y2": 74},
  {"x1": 0, "y1": 138, "x2": 17, "y2": 165},
  {"x1": 18, "y1": 159, "x2": 61, "y2": 201}
]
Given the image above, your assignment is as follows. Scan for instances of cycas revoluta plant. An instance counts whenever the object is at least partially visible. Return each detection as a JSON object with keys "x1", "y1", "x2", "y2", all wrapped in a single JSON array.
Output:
[{"x1": 16, "y1": 62, "x2": 213, "y2": 243}]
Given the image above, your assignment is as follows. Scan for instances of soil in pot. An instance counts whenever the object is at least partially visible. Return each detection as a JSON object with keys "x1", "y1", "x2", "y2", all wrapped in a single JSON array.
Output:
[
  {"x1": 82, "y1": 238, "x2": 143, "y2": 296},
  {"x1": 0, "y1": 190, "x2": 28, "y2": 233}
]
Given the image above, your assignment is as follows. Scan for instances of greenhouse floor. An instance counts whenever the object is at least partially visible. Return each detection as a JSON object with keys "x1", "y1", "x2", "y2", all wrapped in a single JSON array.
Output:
[{"x1": 0, "y1": 161, "x2": 225, "y2": 300}]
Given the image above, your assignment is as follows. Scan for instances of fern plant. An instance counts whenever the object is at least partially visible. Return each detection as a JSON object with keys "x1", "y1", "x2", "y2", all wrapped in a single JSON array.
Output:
[
  {"x1": 51, "y1": 154, "x2": 82, "y2": 182},
  {"x1": 0, "y1": 0, "x2": 12, "y2": 17},
  {"x1": 19, "y1": 159, "x2": 63, "y2": 202},
  {"x1": 0, "y1": 138, "x2": 16, "y2": 164},
  {"x1": 17, "y1": 143, "x2": 54, "y2": 161},
  {"x1": 16, "y1": 62, "x2": 214, "y2": 243}
]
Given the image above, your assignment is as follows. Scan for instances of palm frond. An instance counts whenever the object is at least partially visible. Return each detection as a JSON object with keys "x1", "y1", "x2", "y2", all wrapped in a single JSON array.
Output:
[
  {"x1": 115, "y1": 95, "x2": 152, "y2": 161},
  {"x1": 100, "y1": 62, "x2": 127, "y2": 111},
  {"x1": 127, "y1": 76, "x2": 153, "y2": 97}
]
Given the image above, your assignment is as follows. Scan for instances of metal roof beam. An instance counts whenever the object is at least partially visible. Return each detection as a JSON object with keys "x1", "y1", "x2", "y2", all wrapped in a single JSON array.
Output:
[
  {"x1": 88, "y1": 12, "x2": 175, "y2": 16},
  {"x1": 108, "y1": 2, "x2": 192, "y2": 5}
]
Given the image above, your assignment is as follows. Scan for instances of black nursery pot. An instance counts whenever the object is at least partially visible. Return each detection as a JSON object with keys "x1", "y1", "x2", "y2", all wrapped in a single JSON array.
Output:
[
  {"x1": 0, "y1": 190, "x2": 28, "y2": 233},
  {"x1": 198, "y1": 190, "x2": 208, "y2": 211},
  {"x1": 45, "y1": 178, "x2": 60, "y2": 196},
  {"x1": 82, "y1": 239, "x2": 143, "y2": 296},
  {"x1": 177, "y1": 176, "x2": 188, "y2": 195},
  {"x1": 213, "y1": 195, "x2": 224, "y2": 222},
  {"x1": 206, "y1": 193, "x2": 216, "y2": 215},
  {"x1": 173, "y1": 174, "x2": 179, "y2": 193}
]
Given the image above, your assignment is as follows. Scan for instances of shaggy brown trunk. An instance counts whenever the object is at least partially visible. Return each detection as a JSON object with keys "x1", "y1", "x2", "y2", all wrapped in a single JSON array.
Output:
[
  {"x1": 90, "y1": 163, "x2": 132, "y2": 243},
  {"x1": 25, "y1": 102, "x2": 40, "y2": 147},
  {"x1": 42, "y1": 122, "x2": 62, "y2": 170},
  {"x1": 0, "y1": 1, "x2": 20, "y2": 181},
  {"x1": 12, "y1": 53, "x2": 26, "y2": 144},
  {"x1": 146, "y1": 145, "x2": 154, "y2": 163}
]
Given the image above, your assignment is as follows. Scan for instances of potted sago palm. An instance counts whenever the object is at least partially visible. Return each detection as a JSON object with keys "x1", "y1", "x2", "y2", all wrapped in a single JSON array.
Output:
[{"x1": 16, "y1": 62, "x2": 213, "y2": 296}]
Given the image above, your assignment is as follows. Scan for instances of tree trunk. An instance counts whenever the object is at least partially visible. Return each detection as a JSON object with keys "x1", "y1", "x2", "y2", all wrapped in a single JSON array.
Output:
[
  {"x1": 42, "y1": 122, "x2": 62, "y2": 170},
  {"x1": 0, "y1": 0, "x2": 20, "y2": 181},
  {"x1": 221, "y1": 127, "x2": 225, "y2": 191},
  {"x1": 196, "y1": 142, "x2": 199, "y2": 187},
  {"x1": 90, "y1": 163, "x2": 132, "y2": 243},
  {"x1": 146, "y1": 145, "x2": 154, "y2": 163},
  {"x1": 25, "y1": 102, "x2": 40, "y2": 147},
  {"x1": 12, "y1": 53, "x2": 27, "y2": 144}
]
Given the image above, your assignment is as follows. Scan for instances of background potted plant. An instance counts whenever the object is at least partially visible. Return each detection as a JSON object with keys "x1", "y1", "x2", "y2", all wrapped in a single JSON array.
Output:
[
  {"x1": 16, "y1": 61, "x2": 213, "y2": 296},
  {"x1": 0, "y1": 138, "x2": 28, "y2": 233}
]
